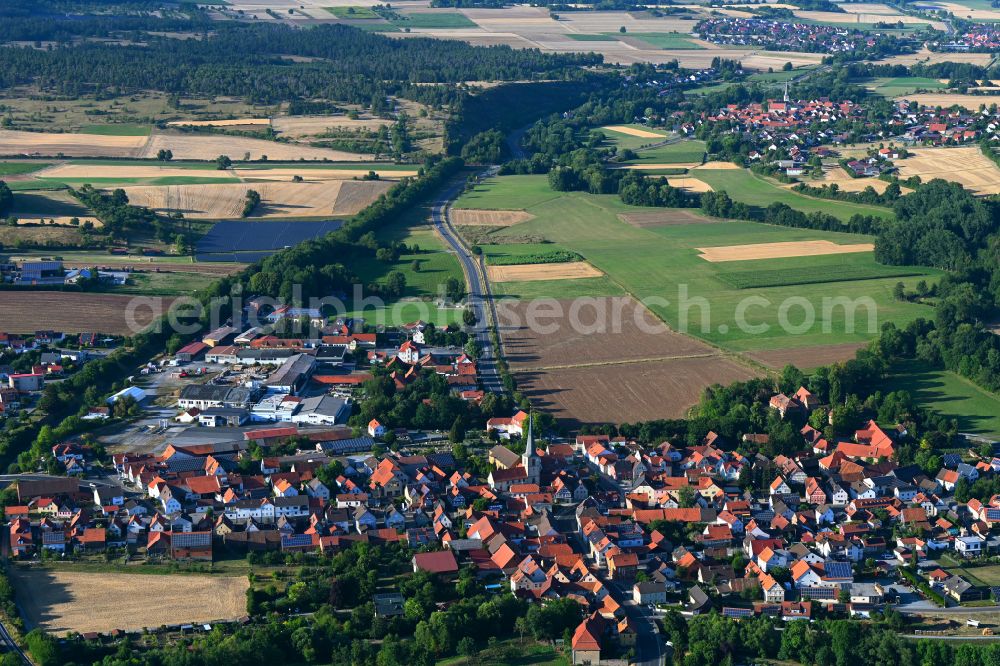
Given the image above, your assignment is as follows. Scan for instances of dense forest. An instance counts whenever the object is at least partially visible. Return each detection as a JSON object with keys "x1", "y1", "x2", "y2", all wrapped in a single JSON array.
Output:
[
  {"x1": 0, "y1": 22, "x2": 599, "y2": 106},
  {"x1": 0, "y1": 0, "x2": 214, "y2": 42}
]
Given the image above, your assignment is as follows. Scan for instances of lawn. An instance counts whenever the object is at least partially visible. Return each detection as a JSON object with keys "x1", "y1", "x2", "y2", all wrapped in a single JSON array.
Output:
[
  {"x1": 78, "y1": 124, "x2": 152, "y2": 136},
  {"x1": 325, "y1": 6, "x2": 380, "y2": 18},
  {"x1": 865, "y1": 76, "x2": 950, "y2": 97},
  {"x1": 749, "y1": 67, "x2": 815, "y2": 83},
  {"x1": 390, "y1": 12, "x2": 477, "y2": 29},
  {"x1": 345, "y1": 198, "x2": 465, "y2": 326},
  {"x1": 943, "y1": 564, "x2": 1000, "y2": 587},
  {"x1": 626, "y1": 140, "x2": 706, "y2": 165},
  {"x1": 623, "y1": 32, "x2": 704, "y2": 49},
  {"x1": 0, "y1": 162, "x2": 50, "y2": 177},
  {"x1": 437, "y1": 640, "x2": 570, "y2": 666},
  {"x1": 880, "y1": 359, "x2": 1000, "y2": 437},
  {"x1": 715, "y1": 254, "x2": 928, "y2": 289},
  {"x1": 567, "y1": 33, "x2": 618, "y2": 41},
  {"x1": 694, "y1": 169, "x2": 895, "y2": 221},
  {"x1": 456, "y1": 175, "x2": 935, "y2": 352}
]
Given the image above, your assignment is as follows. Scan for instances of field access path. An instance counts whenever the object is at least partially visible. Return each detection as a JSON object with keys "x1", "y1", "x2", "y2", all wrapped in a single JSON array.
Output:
[{"x1": 432, "y1": 171, "x2": 505, "y2": 394}]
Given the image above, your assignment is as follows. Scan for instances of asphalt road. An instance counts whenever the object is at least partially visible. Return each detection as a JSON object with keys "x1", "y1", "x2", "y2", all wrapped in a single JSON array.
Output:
[
  {"x1": 603, "y1": 578, "x2": 665, "y2": 666},
  {"x1": 430, "y1": 174, "x2": 504, "y2": 394}
]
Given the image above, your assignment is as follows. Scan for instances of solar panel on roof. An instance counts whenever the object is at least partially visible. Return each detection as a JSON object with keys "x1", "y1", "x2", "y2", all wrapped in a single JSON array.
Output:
[
  {"x1": 281, "y1": 534, "x2": 314, "y2": 547},
  {"x1": 722, "y1": 607, "x2": 753, "y2": 618},
  {"x1": 824, "y1": 561, "x2": 853, "y2": 579}
]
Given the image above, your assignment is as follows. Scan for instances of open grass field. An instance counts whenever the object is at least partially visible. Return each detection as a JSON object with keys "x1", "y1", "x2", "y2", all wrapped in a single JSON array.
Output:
[
  {"x1": 895, "y1": 146, "x2": 1000, "y2": 195},
  {"x1": 624, "y1": 140, "x2": 706, "y2": 166},
  {"x1": 326, "y1": 6, "x2": 380, "y2": 19},
  {"x1": 11, "y1": 568, "x2": 249, "y2": 635},
  {"x1": 944, "y1": 565, "x2": 1000, "y2": 587},
  {"x1": 0, "y1": 291, "x2": 175, "y2": 334},
  {"x1": 624, "y1": 32, "x2": 704, "y2": 49},
  {"x1": 0, "y1": 161, "x2": 51, "y2": 177},
  {"x1": 392, "y1": 11, "x2": 477, "y2": 29},
  {"x1": 617, "y1": 209, "x2": 717, "y2": 228},
  {"x1": 458, "y1": 175, "x2": 936, "y2": 354},
  {"x1": 863, "y1": 76, "x2": 950, "y2": 97},
  {"x1": 7, "y1": 189, "x2": 99, "y2": 225},
  {"x1": 715, "y1": 259, "x2": 923, "y2": 288},
  {"x1": 694, "y1": 169, "x2": 895, "y2": 221},
  {"x1": 881, "y1": 359, "x2": 1000, "y2": 437}
]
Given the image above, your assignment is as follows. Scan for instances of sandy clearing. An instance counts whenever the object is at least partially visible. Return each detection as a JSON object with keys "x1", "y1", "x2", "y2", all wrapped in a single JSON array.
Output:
[
  {"x1": 487, "y1": 261, "x2": 603, "y2": 282},
  {"x1": 894, "y1": 146, "x2": 1000, "y2": 195},
  {"x1": 692, "y1": 161, "x2": 741, "y2": 170},
  {"x1": 617, "y1": 210, "x2": 717, "y2": 227},
  {"x1": 0, "y1": 129, "x2": 148, "y2": 158},
  {"x1": 451, "y1": 209, "x2": 534, "y2": 226},
  {"x1": 698, "y1": 240, "x2": 874, "y2": 262},
  {"x1": 12, "y1": 568, "x2": 249, "y2": 635},
  {"x1": 115, "y1": 180, "x2": 394, "y2": 219},
  {"x1": 602, "y1": 125, "x2": 667, "y2": 139},
  {"x1": 894, "y1": 93, "x2": 1000, "y2": 111},
  {"x1": 233, "y1": 167, "x2": 417, "y2": 181},
  {"x1": 667, "y1": 177, "x2": 712, "y2": 193},
  {"x1": 166, "y1": 118, "x2": 271, "y2": 127},
  {"x1": 139, "y1": 131, "x2": 372, "y2": 161}
]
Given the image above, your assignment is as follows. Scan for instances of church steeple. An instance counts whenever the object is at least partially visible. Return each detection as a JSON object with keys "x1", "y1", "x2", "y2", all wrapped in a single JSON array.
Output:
[{"x1": 522, "y1": 411, "x2": 541, "y2": 484}]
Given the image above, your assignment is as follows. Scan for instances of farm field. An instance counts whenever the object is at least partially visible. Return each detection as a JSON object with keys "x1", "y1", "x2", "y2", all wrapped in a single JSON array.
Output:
[
  {"x1": 694, "y1": 169, "x2": 895, "y2": 221},
  {"x1": 0, "y1": 291, "x2": 176, "y2": 335},
  {"x1": 6, "y1": 190, "x2": 99, "y2": 225},
  {"x1": 11, "y1": 568, "x2": 249, "y2": 635},
  {"x1": 895, "y1": 146, "x2": 1000, "y2": 195},
  {"x1": 745, "y1": 342, "x2": 867, "y2": 371},
  {"x1": 880, "y1": 360, "x2": 1000, "y2": 437},
  {"x1": 120, "y1": 180, "x2": 393, "y2": 219},
  {"x1": 871, "y1": 46, "x2": 993, "y2": 67},
  {"x1": 457, "y1": 175, "x2": 936, "y2": 354},
  {"x1": 391, "y1": 11, "x2": 478, "y2": 29},
  {"x1": 624, "y1": 33, "x2": 704, "y2": 49},
  {"x1": 487, "y1": 262, "x2": 602, "y2": 282},
  {"x1": 622, "y1": 140, "x2": 707, "y2": 167},
  {"x1": 0, "y1": 129, "x2": 150, "y2": 158},
  {"x1": 893, "y1": 92, "x2": 1000, "y2": 111},
  {"x1": 514, "y1": 354, "x2": 757, "y2": 424},
  {"x1": 497, "y1": 296, "x2": 757, "y2": 424},
  {"x1": 863, "y1": 76, "x2": 950, "y2": 97},
  {"x1": 697, "y1": 240, "x2": 874, "y2": 263}
]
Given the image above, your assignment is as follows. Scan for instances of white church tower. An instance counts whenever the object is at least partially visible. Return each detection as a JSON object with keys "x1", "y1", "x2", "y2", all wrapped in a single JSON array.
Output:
[{"x1": 522, "y1": 413, "x2": 541, "y2": 485}]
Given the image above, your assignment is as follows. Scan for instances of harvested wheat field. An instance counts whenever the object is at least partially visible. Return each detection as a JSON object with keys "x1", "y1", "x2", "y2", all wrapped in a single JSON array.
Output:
[
  {"x1": 667, "y1": 177, "x2": 712, "y2": 193},
  {"x1": 746, "y1": 342, "x2": 866, "y2": 370},
  {"x1": 692, "y1": 161, "x2": 742, "y2": 170},
  {"x1": 233, "y1": 167, "x2": 417, "y2": 181},
  {"x1": 451, "y1": 209, "x2": 534, "y2": 226},
  {"x1": 873, "y1": 47, "x2": 993, "y2": 67},
  {"x1": 698, "y1": 240, "x2": 874, "y2": 262},
  {"x1": 895, "y1": 93, "x2": 1000, "y2": 111},
  {"x1": 12, "y1": 568, "x2": 249, "y2": 635},
  {"x1": 119, "y1": 180, "x2": 391, "y2": 218},
  {"x1": 797, "y1": 170, "x2": 910, "y2": 194},
  {"x1": 39, "y1": 164, "x2": 234, "y2": 180},
  {"x1": 487, "y1": 261, "x2": 603, "y2": 282},
  {"x1": 0, "y1": 129, "x2": 148, "y2": 158},
  {"x1": 602, "y1": 125, "x2": 667, "y2": 139},
  {"x1": 167, "y1": 118, "x2": 270, "y2": 128},
  {"x1": 895, "y1": 146, "x2": 1000, "y2": 195},
  {"x1": 618, "y1": 210, "x2": 717, "y2": 228},
  {"x1": 0, "y1": 292, "x2": 174, "y2": 334},
  {"x1": 140, "y1": 131, "x2": 371, "y2": 161}
]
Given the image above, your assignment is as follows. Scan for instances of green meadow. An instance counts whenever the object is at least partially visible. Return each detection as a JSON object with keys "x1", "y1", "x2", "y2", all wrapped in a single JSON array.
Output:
[
  {"x1": 694, "y1": 169, "x2": 895, "y2": 221},
  {"x1": 624, "y1": 33, "x2": 704, "y2": 49},
  {"x1": 865, "y1": 76, "x2": 950, "y2": 97},
  {"x1": 881, "y1": 360, "x2": 1000, "y2": 437},
  {"x1": 455, "y1": 175, "x2": 936, "y2": 352}
]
